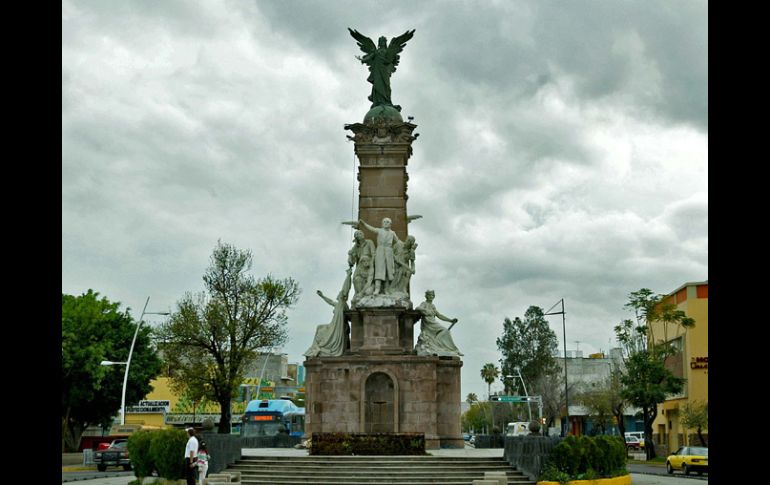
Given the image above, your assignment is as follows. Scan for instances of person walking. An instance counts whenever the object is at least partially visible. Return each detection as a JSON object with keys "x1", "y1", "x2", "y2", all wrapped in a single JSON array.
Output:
[
  {"x1": 184, "y1": 427, "x2": 198, "y2": 485},
  {"x1": 197, "y1": 441, "x2": 210, "y2": 484}
]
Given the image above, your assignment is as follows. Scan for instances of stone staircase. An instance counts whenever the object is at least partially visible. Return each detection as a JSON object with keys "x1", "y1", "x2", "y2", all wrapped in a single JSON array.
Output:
[{"x1": 224, "y1": 455, "x2": 536, "y2": 484}]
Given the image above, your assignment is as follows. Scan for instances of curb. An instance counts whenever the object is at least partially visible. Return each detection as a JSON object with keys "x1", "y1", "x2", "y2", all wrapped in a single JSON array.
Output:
[{"x1": 63, "y1": 466, "x2": 97, "y2": 472}]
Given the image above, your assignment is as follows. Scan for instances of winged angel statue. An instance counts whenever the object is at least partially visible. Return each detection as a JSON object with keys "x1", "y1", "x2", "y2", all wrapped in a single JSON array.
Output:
[{"x1": 348, "y1": 28, "x2": 415, "y2": 112}]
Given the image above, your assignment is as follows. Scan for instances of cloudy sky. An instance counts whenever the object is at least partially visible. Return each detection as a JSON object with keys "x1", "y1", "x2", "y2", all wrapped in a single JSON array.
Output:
[{"x1": 62, "y1": 0, "x2": 707, "y2": 401}]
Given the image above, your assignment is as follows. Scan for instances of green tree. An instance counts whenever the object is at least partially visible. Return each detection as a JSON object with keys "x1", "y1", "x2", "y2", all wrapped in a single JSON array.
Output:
[
  {"x1": 578, "y1": 379, "x2": 613, "y2": 435},
  {"x1": 462, "y1": 402, "x2": 492, "y2": 434},
  {"x1": 496, "y1": 306, "x2": 560, "y2": 393},
  {"x1": 480, "y1": 363, "x2": 500, "y2": 400},
  {"x1": 62, "y1": 290, "x2": 163, "y2": 451},
  {"x1": 466, "y1": 393, "x2": 478, "y2": 405},
  {"x1": 680, "y1": 401, "x2": 708, "y2": 446},
  {"x1": 156, "y1": 241, "x2": 300, "y2": 433},
  {"x1": 531, "y1": 369, "x2": 578, "y2": 430},
  {"x1": 614, "y1": 288, "x2": 695, "y2": 459},
  {"x1": 577, "y1": 368, "x2": 627, "y2": 437}
]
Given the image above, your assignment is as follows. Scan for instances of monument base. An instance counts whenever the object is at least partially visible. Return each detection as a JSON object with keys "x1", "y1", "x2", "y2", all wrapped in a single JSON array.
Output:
[{"x1": 303, "y1": 354, "x2": 463, "y2": 450}]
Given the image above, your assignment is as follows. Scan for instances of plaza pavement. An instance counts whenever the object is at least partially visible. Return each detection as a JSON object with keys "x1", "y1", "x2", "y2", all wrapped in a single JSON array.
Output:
[{"x1": 64, "y1": 447, "x2": 703, "y2": 484}]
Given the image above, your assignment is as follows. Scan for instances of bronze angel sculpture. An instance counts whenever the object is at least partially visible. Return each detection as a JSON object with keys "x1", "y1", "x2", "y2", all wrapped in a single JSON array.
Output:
[{"x1": 348, "y1": 28, "x2": 415, "y2": 112}]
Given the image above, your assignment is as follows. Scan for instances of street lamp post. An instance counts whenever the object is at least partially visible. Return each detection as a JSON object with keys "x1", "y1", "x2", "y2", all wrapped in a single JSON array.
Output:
[
  {"x1": 545, "y1": 298, "x2": 569, "y2": 436},
  {"x1": 510, "y1": 368, "x2": 532, "y2": 422},
  {"x1": 101, "y1": 296, "x2": 169, "y2": 425}
]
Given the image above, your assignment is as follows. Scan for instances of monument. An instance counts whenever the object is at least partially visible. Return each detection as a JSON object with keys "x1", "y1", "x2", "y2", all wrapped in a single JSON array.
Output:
[{"x1": 303, "y1": 29, "x2": 463, "y2": 449}]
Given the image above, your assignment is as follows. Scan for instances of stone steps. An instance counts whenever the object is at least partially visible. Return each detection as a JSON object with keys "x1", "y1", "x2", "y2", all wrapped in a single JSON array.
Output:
[{"x1": 223, "y1": 455, "x2": 536, "y2": 485}]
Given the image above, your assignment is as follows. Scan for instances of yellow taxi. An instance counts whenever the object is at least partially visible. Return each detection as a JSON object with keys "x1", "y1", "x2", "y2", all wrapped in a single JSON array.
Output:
[{"x1": 666, "y1": 446, "x2": 708, "y2": 475}]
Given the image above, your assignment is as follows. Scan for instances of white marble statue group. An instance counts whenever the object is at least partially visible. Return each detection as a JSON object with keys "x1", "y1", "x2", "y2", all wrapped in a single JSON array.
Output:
[
  {"x1": 348, "y1": 217, "x2": 416, "y2": 306},
  {"x1": 304, "y1": 217, "x2": 462, "y2": 358}
]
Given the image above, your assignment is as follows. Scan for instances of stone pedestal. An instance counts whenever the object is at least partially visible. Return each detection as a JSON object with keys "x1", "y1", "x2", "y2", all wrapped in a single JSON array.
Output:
[
  {"x1": 304, "y1": 354, "x2": 462, "y2": 449},
  {"x1": 304, "y1": 308, "x2": 463, "y2": 449}
]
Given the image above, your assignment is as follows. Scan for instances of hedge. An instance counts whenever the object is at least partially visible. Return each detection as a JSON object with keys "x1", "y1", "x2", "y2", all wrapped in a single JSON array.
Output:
[
  {"x1": 149, "y1": 428, "x2": 188, "y2": 480},
  {"x1": 540, "y1": 435, "x2": 627, "y2": 483},
  {"x1": 126, "y1": 430, "x2": 155, "y2": 478},
  {"x1": 310, "y1": 433, "x2": 426, "y2": 455}
]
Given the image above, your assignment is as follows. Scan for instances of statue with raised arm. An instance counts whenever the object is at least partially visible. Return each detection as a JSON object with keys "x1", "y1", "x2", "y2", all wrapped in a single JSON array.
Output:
[
  {"x1": 348, "y1": 230, "x2": 376, "y2": 304},
  {"x1": 349, "y1": 28, "x2": 415, "y2": 112},
  {"x1": 415, "y1": 290, "x2": 463, "y2": 357},
  {"x1": 358, "y1": 217, "x2": 401, "y2": 294},
  {"x1": 304, "y1": 269, "x2": 352, "y2": 357}
]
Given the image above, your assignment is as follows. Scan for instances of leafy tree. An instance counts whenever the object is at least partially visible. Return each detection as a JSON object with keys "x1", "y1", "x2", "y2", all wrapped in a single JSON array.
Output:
[
  {"x1": 496, "y1": 306, "x2": 560, "y2": 392},
  {"x1": 531, "y1": 369, "x2": 578, "y2": 431},
  {"x1": 480, "y1": 363, "x2": 500, "y2": 400},
  {"x1": 578, "y1": 379, "x2": 613, "y2": 436},
  {"x1": 62, "y1": 290, "x2": 163, "y2": 451},
  {"x1": 466, "y1": 393, "x2": 478, "y2": 405},
  {"x1": 156, "y1": 241, "x2": 300, "y2": 433},
  {"x1": 614, "y1": 288, "x2": 695, "y2": 459},
  {"x1": 575, "y1": 367, "x2": 627, "y2": 437},
  {"x1": 680, "y1": 401, "x2": 708, "y2": 446},
  {"x1": 461, "y1": 402, "x2": 491, "y2": 434}
]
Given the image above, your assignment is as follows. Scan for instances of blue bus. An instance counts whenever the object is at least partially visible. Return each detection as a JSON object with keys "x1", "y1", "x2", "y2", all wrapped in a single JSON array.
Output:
[{"x1": 240, "y1": 399, "x2": 306, "y2": 438}]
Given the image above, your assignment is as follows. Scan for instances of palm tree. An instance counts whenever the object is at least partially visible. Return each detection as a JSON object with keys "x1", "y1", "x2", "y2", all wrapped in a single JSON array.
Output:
[
  {"x1": 466, "y1": 393, "x2": 478, "y2": 405},
  {"x1": 480, "y1": 363, "x2": 500, "y2": 400}
]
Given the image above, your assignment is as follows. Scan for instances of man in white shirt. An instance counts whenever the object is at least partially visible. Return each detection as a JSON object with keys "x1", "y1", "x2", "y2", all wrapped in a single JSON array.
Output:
[{"x1": 184, "y1": 427, "x2": 199, "y2": 485}]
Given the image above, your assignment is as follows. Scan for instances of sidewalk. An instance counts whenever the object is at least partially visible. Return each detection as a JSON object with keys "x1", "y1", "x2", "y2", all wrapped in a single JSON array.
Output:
[{"x1": 62, "y1": 476, "x2": 133, "y2": 485}]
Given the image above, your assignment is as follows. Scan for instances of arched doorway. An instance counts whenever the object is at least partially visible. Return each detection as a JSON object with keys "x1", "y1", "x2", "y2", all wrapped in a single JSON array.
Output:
[{"x1": 364, "y1": 372, "x2": 395, "y2": 433}]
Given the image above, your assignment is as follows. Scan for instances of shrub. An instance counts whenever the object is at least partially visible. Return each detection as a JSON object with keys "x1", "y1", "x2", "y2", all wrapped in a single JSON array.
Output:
[
  {"x1": 127, "y1": 430, "x2": 155, "y2": 478},
  {"x1": 149, "y1": 428, "x2": 188, "y2": 480},
  {"x1": 539, "y1": 464, "x2": 571, "y2": 484},
  {"x1": 310, "y1": 433, "x2": 426, "y2": 455},
  {"x1": 541, "y1": 434, "x2": 627, "y2": 482}
]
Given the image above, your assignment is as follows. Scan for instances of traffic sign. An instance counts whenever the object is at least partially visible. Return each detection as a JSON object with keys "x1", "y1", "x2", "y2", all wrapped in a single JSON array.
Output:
[{"x1": 495, "y1": 396, "x2": 540, "y2": 403}]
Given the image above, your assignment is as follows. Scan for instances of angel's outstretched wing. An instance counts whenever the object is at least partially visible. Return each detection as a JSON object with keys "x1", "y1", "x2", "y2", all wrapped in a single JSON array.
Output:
[
  {"x1": 386, "y1": 29, "x2": 415, "y2": 68},
  {"x1": 348, "y1": 28, "x2": 376, "y2": 55}
]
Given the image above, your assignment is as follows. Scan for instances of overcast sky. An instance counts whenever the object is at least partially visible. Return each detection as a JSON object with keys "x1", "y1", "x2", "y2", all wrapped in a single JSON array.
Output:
[{"x1": 62, "y1": 0, "x2": 707, "y2": 401}]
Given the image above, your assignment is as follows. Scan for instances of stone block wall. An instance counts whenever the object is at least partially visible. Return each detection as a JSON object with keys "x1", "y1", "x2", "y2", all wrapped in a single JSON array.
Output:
[{"x1": 304, "y1": 354, "x2": 461, "y2": 449}]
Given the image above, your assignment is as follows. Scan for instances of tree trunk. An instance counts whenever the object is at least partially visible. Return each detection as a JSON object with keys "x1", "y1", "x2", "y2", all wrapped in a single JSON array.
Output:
[
  {"x1": 697, "y1": 426, "x2": 707, "y2": 446},
  {"x1": 64, "y1": 420, "x2": 85, "y2": 452},
  {"x1": 644, "y1": 406, "x2": 657, "y2": 460},
  {"x1": 615, "y1": 407, "x2": 626, "y2": 438},
  {"x1": 218, "y1": 397, "x2": 232, "y2": 434},
  {"x1": 62, "y1": 407, "x2": 71, "y2": 452}
]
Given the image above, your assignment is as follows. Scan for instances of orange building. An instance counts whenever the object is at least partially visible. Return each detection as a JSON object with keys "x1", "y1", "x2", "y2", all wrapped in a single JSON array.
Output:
[{"x1": 649, "y1": 281, "x2": 708, "y2": 453}]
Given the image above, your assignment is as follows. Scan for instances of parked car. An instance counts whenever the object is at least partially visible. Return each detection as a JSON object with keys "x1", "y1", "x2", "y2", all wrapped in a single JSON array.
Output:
[
  {"x1": 624, "y1": 431, "x2": 645, "y2": 448},
  {"x1": 624, "y1": 435, "x2": 641, "y2": 451},
  {"x1": 462, "y1": 433, "x2": 471, "y2": 442},
  {"x1": 94, "y1": 439, "x2": 131, "y2": 472},
  {"x1": 666, "y1": 446, "x2": 708, "y2": 475},
  {"x1": 469, "y1": 435, "x2": 476, "y2": 446}
]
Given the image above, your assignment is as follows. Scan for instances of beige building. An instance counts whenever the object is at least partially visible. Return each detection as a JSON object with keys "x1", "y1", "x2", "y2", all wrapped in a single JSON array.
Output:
[{"x1": 649, "y1": 281, "x2": 708, "y2": 453}]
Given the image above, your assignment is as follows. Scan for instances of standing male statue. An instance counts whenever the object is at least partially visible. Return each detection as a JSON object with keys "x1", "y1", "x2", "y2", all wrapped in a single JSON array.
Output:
[
  {"x1": 348, "y1": 28, "x2": 415, "y2": 112},
  {"x1": 357, "y1": 217, "x2": 401, "y2": 295}
]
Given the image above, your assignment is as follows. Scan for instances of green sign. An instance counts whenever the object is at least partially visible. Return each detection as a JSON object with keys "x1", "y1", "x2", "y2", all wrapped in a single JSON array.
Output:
[{"x1": 497, "y1": 396, "x2": 527, "y2": 402}]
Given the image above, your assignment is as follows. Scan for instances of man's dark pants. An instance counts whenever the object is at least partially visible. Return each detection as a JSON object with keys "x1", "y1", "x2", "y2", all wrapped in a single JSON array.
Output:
[{"x1": 185, "y1": 457, "x2": 196, "y2": 485}]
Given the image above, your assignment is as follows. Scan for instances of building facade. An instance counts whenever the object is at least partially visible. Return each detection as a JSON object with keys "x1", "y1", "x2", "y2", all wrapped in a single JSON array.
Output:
[
  {"x1": 555, "y1": 349, "x2": 641, "y2": 436},
  {"x1": 649, "y1": 281, "x2": 708, "y2": 453}
]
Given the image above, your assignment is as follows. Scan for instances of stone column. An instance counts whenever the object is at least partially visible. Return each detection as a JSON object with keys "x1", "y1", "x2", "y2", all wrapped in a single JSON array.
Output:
[{"x1": 345, "y1": 118, "x2": 418, "y2": 241}]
